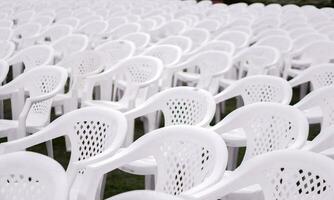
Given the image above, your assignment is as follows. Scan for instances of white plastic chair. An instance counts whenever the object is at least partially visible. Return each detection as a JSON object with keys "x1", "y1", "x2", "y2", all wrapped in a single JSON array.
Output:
[
  {"x1": 256, "y1": 36, "x2": 293, "y2": 77},
  {"x1": 289, "y1": 63, "x2": 334, "y2": 99},
  {"x1": 120, "y1": 32, "x2": 150, "y2": 54},
  {"x1": 215, "y1": 31, "x2": 249, "y2": 52},
  {"x1": 7, "y1": 45, "x2": 54, "y2": 78},
  {"x1": 215, "y1": 102, "x2": 308, "y2": 169},
  {"x1": 123, "y1": 86, "x2": 216, "y2": 144},
  {"x1": 106, "y1": 17, "x2": 127, "y2": 32},
  {"x1": 52, "y1": 34, "x2": 89, "y2": 63},
  {"x1": 82, "y1": 56, "x2": 163, "y2": 112},
  {"x1": 175, "y1": 51, "x2": 232, "y2": 94},
  {"x1": 0, "y1": 27, "x2": 12, "y2": 40},
  {"x1": 142, "y1": 44, "x2": 182, "y2": 88},
  {"x1": 285, "y1": 41, "x2": 334, "y2": 79},
  {"x1": 0, "y1": 151, "x2": 68, "y2": 200},
  {"x1": 187, "y1": 150, "x2": 334, "y2": 200},
  {"x1": 52, "y1": 50, "x2": 106, "y2": 116},
  {"x1": 71, "y1": 125, "x2": 228, "y2": 200},
  {"x1": 232, "y1": 45, "x2": 281, "y2": 79},
  {"x1": 110, "y1": 191, "x2": 185, "y2": 200},
  {"x1": 0, "y1": 107, "x2": 127, "y2": 184},
  {"x1": 157, "y1": 35, "x2": 193, "y2": 54},
  {"x1": 216, "y1": 75, "x2": 292, "y2": 123},
  {"x1": 0, "y1": 41, "x2": 15, "y2": 60},
  {"x1": 0, "y1": 65, "x2": 67, "y2": 145}
]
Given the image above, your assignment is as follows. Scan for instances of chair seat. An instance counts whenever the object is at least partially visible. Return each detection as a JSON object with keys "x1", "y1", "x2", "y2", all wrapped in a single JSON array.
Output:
[
  {"x1": 83, "y1": 100, "x2": 129, "y2": 112},
  {"x1": 0, "y1": 120, "x2": 18, "y2": 137},
  {"x1": 0, "y1": 119, "x2": 44, "y2": 138},
  {"x1": 52, "y1": 94, "x2": 71, "y2": 106},
  {"x1": 119, "y1": 155, "x2": 157, "y2": 175},
  {"x1": 221, "y1": 128, "x2": 247, "y2": 147}
]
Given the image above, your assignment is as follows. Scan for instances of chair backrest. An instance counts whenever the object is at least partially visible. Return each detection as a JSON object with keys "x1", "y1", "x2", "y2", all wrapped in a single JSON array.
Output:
[
  {"x1": 299, "y1": 41, "x2": 334, "y2": 65},
  {"x1": 289, "y1": 64, "x2": 334, "y2": 90},
  {"x1": 120, "y1": 32, "x2": 150, "y2": 51},
  {"x1": 52, "y1": 34, "x2": 89, "y2": 59},
  {"x1": 109, "y1": 191, "x2": 185, "y2": 200},
  {"x1": 157, "y1": 35, "x2": 193, "y2": 53},
  {"x1": 215, "y1": 75, "x2": 292, "y2": 105},
  {"x1": 0, "y1": 152, "x2": 68, "y2": 200},
  {"x1": 0, "y1": 27, "x2": 12, "y2": 40},
  {"x1": 7, "y1": 45, "x2": 54, "y2": 72},
  {"x1": 95, "y1": 40, "x2": 135, "y2": 69},
  {"x1": 189, "y1": 150, "x2": 334, "y2": 200},
  {"x1": 295, "y1": 86, "x2": 334, "y2": 129},
  {"x1": 74, "y1": 126, "x2": 228, "y2": 200},
  {"x1": 216, "y1": 31, "x2": 249, "y2": 51},
  {"x1": 177, "y1": 50, "x2": 232, "y2": 93},
  {"x1": 0, "y1": 41, "x2": 15, "y2": 60},
  {"x1": 214, "y1": 103, "x2": 308, "y2": 161},
  {"x1": 233, "y1": 46, "x2": 280, "y2": 76},
  {"x1": 126, "y1": 87, "x2": 216, "y2": 127}
]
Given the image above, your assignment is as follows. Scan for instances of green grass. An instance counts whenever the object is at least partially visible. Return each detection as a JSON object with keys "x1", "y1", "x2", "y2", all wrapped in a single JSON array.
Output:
[{"x1": 0, "y1": 82, "x2": 321, "y2": 198}]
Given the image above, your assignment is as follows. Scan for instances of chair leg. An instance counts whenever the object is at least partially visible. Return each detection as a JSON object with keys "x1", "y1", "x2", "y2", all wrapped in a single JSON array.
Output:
[
  {"x1": 96, "y1": 174, "x2": 107, "y2": 200},
  {"x1": 145, "y1": 175, "x2": 155, "y2": 190},
  {"x1": 144, "y1": 112, "x2": 157, "y2": 133},
  {"x1": 0, "y1": 100, "x2": 3, "y2": 119},
  {"x1": 299, "y1": 84, "x2": 308, "y2": 99},
  {"x1": 215, "y1": 104, "x2": 222, "y2": 124},
  {"x1": 227, "y1": 147, "x2": 239, "y2": 170},
  {"x1": 46, "y1": 140, "x2": 54, "y2": 158}
]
